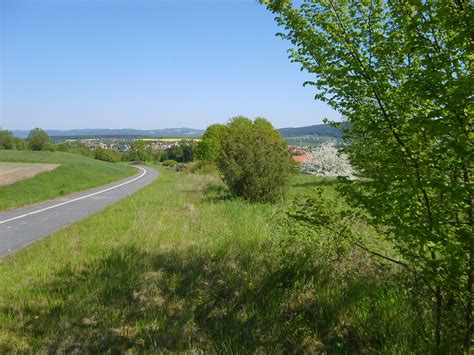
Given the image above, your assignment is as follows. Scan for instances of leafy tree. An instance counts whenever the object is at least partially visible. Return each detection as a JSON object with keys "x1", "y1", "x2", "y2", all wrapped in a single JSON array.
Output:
[
  {"x1": 27, "y1": 128, "x2": 52, "y2": 151},
  {"x1": 195, "y1": 124, "x2": 227, "y2": 164},
  {"x1": 262, "y1": 0, "x2": 472, "y2": 350},
  {"x1": 12, "y1": 137, "x2": 27, "y2": 150},
  {"x1": 216, "y1": 116, "x2": 293, "y2": 203},
  {"x1": 162, "y1": 144, "x2": 183, "y2": 162},
  {"x1": 128, "y1": 140, "x2": 152, "y2": 162},
  {"x1": 0, "y1": 130, "x2": 14, "y2": 149},
  {"x1": 54, "y1": 142, "x2": 70, "y2": 152},
  {"x1": 94, "y1": 147, "x2": 121, "y2": 163},
  {"x1": 179, "y1": 140, "x2": 195, "y2": 163}
]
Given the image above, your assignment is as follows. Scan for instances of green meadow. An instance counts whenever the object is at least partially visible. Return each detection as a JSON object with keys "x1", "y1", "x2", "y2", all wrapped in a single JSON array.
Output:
[
  {"x1": 0, "y1": 150, "x2": 136, "y2": 211},
  {"x1": 0, "y1": 165, "x2": 424, "y2": 353}
]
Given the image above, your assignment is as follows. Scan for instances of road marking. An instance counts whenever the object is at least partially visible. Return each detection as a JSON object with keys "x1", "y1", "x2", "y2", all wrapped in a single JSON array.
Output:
[{"x1": 0, "y1": 166, "x2": 147, "y2": 225}]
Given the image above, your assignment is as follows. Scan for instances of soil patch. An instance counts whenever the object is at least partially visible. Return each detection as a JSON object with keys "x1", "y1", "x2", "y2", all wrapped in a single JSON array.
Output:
[{"x1": 0, "y1": 162, "x2": 60, "y2": 186}]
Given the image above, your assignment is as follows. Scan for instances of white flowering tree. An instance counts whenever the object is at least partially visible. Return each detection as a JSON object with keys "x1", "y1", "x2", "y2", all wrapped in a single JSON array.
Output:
[{"x1": 303, "y1": 142, "x2": 356, "y2": 179}]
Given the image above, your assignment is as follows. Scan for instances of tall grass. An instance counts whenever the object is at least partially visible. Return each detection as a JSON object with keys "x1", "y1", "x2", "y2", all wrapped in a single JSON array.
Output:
[
  {"x1": 0, "y1": 166, "x2": 424, "y2": 352},
  {"x1": 0, "y1": 150, "x2": 136, "y2": 210}
]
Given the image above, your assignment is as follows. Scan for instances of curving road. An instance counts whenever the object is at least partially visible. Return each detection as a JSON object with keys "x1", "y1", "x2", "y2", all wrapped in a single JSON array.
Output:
[{"x1": 0, "y1": 165, "x2": 158, "y2": 257}]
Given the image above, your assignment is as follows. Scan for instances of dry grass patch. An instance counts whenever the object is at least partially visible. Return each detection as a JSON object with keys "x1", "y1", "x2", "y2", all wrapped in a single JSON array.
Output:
[{"x1": 0, "y1": 162, "x2": 59, "y2": 186}]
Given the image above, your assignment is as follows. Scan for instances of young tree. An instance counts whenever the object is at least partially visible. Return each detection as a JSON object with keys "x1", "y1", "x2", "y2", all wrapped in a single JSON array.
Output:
[
  {"x1": 195, "y1": 123, "x2": 227, "y2": 164},
  {"x1": 94, "y1": 147, "x2": 121, "y2": 163},
  {"x1": 27, "y1": 128, "x2": 52, "y2": 151},
  {"x1": 128, "y1": 140, "x2": 152, "y2": 162},
  {"x1": 303, "y1": 142, "x2": 356, "y2": 179},
  {"x1": 262, "y1": 0, "x2": 472, "y2": 350},
  {"x1": 178, "y1": 140, "x2": 195, "y2": 163},
  {"x1": 0, "y1": 130, "x2": 14, "y2": 150},
  {"x1": 216, "y1": 116, "x2": 294, "y2": 203}
]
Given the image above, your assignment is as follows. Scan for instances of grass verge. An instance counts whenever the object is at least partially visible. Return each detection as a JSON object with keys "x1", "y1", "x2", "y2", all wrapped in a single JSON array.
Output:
[
  {"x1": 0, "y1": 150, "x2": 136, "y2": 210},
  {"x1": 0, "y1": 166, "x2": 423, "y2": 352}
]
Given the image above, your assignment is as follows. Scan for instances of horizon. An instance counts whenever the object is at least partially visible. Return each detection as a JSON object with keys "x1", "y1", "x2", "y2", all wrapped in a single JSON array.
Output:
[
  {"x1": 8, "y1": 121, "x2": 333, "y2": 133},
  {"x1": 1, "y1": 0, "x2": 339, "y2": 131}
]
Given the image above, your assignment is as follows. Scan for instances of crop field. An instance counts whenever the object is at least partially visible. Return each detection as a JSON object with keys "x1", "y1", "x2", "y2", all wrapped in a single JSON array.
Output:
[
  {"x1": 0, "y1": 162, "x2": 59, "y2": 186},
  {"x1": 0, "y1": 151, "x2": 136, "y2": 210}
]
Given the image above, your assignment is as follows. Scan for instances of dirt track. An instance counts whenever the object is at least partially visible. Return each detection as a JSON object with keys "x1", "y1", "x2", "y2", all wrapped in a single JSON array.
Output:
[{"x1": 0, "y1": 163, "x2": 60, "y2": 186}]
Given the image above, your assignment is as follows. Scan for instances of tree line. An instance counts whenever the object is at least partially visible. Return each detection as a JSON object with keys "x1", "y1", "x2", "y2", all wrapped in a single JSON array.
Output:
[{"x1": 0, "y1": 128, "x2": 196, "y2": 165}]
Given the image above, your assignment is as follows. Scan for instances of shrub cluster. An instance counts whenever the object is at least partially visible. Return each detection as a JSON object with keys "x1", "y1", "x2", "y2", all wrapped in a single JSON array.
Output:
[
  {"x1": 198, "y1": 116, "x2": 294, "y2": 203},
  {"x1": 94, "y1": 147, "x2": 121, "y2": 163}
]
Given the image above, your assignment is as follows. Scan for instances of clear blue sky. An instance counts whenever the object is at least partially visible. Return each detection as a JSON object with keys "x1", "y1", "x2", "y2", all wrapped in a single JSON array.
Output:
[{"x1": 1, "y1": 0, "x2": 339, "y2": 131}]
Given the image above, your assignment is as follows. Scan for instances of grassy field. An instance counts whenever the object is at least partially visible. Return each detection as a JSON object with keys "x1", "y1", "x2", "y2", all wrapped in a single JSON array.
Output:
[
  {"x1": 0, "y1": 165, "x2": 425, "y2": 353},
  {"x1": 0, "y1": 150, "x2": 136, "y2": 211}
]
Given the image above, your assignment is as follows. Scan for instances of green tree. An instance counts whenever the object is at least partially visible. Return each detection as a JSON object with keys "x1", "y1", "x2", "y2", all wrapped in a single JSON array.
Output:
[
  {"x1": 179, "y1": 140, "x2": 195, "y2": 163},
  {"x1": 163, "y1": 144, "x2": 184, "y2": 162},
  {"x1": 94, "y1": 147, "x2": 121, "y2": 163},
  {"x1": 12, "y1": 137, "x2": 27, "y2": 150},
  {"x1": 195, "y1": 124, "x2": 227, "y2": 164},
  {"x1": 27, "y1": 128, "x2": 52, "y2": 151},
  {"x1": 128, "y1": 140, "x2": 152, "y2": 161},
  {"x1": 262, "y1": 0, "x2": 472, "y2": 350},
  {"x1": 0, "y1": 130, "x2": 14, "y2": 149},
  {"x1": 216, "y1": 116, "x2": 293, "y2": 203}
]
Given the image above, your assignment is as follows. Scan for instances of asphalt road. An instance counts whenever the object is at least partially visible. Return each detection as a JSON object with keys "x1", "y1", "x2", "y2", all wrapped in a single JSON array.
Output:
[{"x1": 0, "y1": 165, "x2": 158, "y2": 257}]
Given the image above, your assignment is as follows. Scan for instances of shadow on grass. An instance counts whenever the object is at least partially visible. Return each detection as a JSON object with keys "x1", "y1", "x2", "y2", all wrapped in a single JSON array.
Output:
[
  {"x1": 0, "y1": 245, "x2": 422, "y2": 353},
  {"x1": 202, "y1": 181, "x2": 235, "y2": 202}
]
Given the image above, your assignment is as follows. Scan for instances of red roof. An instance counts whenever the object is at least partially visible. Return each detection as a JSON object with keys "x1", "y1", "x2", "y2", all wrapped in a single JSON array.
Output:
[{"x1": 291, "y1": 155, "x2": 307, "y2": 163}]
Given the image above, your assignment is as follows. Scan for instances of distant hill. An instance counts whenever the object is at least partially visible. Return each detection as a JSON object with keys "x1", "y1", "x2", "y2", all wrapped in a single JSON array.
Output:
[
  {"x1": 278, "y1": 124, "x2": 341, "y2": 138},
  {"x1": 11, "y1": 124, "x2": 341, "y2": 139},
  {"x1": 12, "y1": 128, "x2": 205, "y2": 139}
]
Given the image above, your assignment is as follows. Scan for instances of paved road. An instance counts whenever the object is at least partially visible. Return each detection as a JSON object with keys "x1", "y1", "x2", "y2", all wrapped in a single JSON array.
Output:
[{"x1": 0, "y1": 165, "x2": 158, "y2": 257}]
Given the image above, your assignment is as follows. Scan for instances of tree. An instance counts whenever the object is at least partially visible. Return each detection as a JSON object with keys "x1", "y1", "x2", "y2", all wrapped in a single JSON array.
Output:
[
  {"x1": 0, "y1": 130, "x2": 14, "y2": 150},
  {"x1": 178, "y1": 140, "x2": 195, "y2": 163},
  {"x1": 128, "y1": 140, "x2": 152, "y2": 162},
  {"x1": 303, "y1": 142, "x2": 356, "y2": 179},
  {"x1": 12, "y1": 137, "x2": 27, "y2": 150},
  {"x1": 262, "y1": 0, "x2": 472, "y2": 351},
  {"x1": 94, "y1": 147, "x2": 121, "y2": 163},
  {"x1": 215, "y1": 116, "x2": 294, "y2": 203},
  {"x1": 27, "y1": 128, "x2": 52, "y2": 151},
  {"x1": 195, "y1": 124, "x2": 227, "y2": 164},
  {"x1": 163, "y1": 144, "x2": 183, "y2": 162}
]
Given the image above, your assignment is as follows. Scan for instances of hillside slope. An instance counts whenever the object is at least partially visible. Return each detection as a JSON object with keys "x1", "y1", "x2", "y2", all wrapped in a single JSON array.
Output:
[{"x1": 0, "y1": 151, "x2": 136, "y2": 210}]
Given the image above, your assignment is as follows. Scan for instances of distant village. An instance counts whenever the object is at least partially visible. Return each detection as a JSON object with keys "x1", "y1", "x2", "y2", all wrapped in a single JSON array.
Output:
[
  {"x1": 61, "y1": 137, "x2": 313, "y2": 163},
  {"x1": 66, "y1": 137, "x2": 190, "y2": 152}
]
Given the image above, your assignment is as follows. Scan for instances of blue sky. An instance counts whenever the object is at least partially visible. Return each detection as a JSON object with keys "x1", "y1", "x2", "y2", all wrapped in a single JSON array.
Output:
[{"x1": 1, "y1": 0, "x2": 339, "y2": 130}]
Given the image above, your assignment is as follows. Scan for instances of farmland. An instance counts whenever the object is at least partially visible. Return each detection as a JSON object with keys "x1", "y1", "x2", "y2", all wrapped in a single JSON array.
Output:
[{"x1": 0, "y1": 163, "x2": 59, "y2": 186}]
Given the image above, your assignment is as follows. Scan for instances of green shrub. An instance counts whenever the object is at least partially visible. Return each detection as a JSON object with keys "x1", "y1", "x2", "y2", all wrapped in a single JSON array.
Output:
[
  {"x1": 27, "y1": 128, "x2": 52, "y2": 151},
  {"x1": 162, "y1": 159, "x2": 178, "y2": 167},
  {"x1": 94, "y1": 147, "x2": 121, "y2": 163},
  {"x1": 216, "y1": 116, "x2": 294, "y2": 203},
  {"x1": 0, "y1": 130, "x2": 15, "y2": 150},
  {"x1": 175, "y1": 163, "x2": 188, "y2": 172}
]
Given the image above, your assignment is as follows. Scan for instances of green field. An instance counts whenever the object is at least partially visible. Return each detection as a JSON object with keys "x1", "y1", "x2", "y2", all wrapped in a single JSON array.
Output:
[
  {"x1": 0, "y1": 165, "x2": 424, "y2": 353},
  {"x1": 0, "y1": 150, "x2": 136, "y2": 210}
]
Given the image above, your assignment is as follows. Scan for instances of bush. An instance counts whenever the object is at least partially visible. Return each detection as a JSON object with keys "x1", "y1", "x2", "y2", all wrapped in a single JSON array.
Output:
[
  {"x1": 94, "y1": 147, "x2": 121, "y2": 163},
  {"x1": 27, "y1": 128, "x2": 52, "y2": 151},
  {"x1": 175, "y1": 163, "x2": 188, "y2": 172},
  {"x1": 216, "y1": 116, "x2": 294, "y2": 203},
  {"x1": 0, "y1": 130, "x2": 14, "y2": 149},
  {"x1": 162, "y1": 159, "x2": 178, "y2": 167}
]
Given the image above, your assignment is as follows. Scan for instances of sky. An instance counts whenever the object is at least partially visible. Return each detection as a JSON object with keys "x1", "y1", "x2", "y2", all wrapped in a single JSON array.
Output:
[{"x1": 0, "y1": 0, "x2": 339, "y2": 131}]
